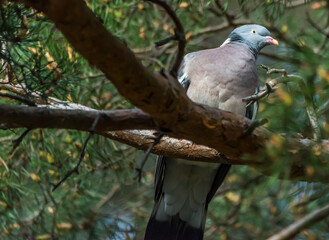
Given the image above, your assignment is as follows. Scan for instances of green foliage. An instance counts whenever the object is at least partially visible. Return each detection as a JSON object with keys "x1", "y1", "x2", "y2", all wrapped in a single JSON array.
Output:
[
  {"x1": 0, "y1": 3, "x2": 80, "y2": 101},
  {"x1": 1, "y1": 0, "x2": 329, "y2": 240}
]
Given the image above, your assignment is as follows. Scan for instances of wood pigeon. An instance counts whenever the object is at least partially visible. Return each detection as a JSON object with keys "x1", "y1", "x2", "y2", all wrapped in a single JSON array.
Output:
[{"x1": 145, "y1": 24, "x2": 278, "y2": 240}]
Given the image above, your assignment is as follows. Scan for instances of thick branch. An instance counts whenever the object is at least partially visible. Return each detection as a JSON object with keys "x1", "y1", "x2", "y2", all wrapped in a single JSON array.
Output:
[
  {"x1": 1, "y1": 103, "x2": 329, "y2": 182},
  {"x1": 103, "y1": 130, "x2": 233, "y2": 164},
  {"x1": 104, "y1": 130, "x2": 329, "y2": 182},
  {"x1": 0, "y1": 104, "x2": 155, "y2": 131}
]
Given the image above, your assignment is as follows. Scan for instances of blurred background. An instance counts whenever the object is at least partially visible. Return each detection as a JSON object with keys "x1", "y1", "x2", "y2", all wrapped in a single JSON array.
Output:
[{"x1": 1, "y1": 0, "x2": 329, "y2": 239}]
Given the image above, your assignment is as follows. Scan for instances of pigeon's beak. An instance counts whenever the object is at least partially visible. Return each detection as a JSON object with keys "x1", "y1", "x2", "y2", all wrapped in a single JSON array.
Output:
[{"x1": 265, "y1": 36, "x2": 279, "y2": 45}]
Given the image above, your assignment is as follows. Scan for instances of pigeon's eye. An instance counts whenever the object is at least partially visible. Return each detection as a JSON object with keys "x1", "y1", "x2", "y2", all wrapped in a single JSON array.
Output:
[{"x1": 251, "y1": 30, "x2": 256, "y2": 34}]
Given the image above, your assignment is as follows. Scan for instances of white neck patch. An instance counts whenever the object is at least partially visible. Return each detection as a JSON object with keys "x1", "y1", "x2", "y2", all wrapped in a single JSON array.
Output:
[{"x1": 220, "y1": 38, "x2": 231, "y2": 47}]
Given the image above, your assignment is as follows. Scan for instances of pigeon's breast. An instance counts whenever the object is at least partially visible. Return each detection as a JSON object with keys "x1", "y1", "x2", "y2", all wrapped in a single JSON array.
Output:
[{"x1": 185, "y1": 44, "x2": 259, "y2": 115}]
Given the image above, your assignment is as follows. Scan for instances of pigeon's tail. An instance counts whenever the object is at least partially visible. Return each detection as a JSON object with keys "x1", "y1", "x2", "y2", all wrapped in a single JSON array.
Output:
[
  {"x1": 144, "y1": 199, "x2": 206, "y2": 240},
  {"x1": 144, "y1": 159, "x2": 231, "y2": 240}
]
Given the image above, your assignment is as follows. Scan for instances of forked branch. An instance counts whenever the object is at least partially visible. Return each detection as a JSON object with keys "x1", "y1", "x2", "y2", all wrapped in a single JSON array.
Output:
[{"x1": 146, "y1": 0, "x2": 186, "y2": 77}]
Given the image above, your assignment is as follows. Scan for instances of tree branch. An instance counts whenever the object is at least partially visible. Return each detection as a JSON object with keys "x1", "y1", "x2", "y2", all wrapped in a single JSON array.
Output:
[
  {"x1": 52, "y1": 114, "x2": 100, "y2": 192},
  {"x1": 0, "y1": 104, "x2": 155, "y2": 131},
  {"x1": 267, "y1": 204, "x2": 329, "y2": 240},
  {"x1": 11, "y1": 0, "x2": 267, "y2": 162},
  {"x1": 103, "y1": 129, "x2": 231, "y2": 163},
  {"x1": 1, "y1": 102, "x2": 329, "y2": 182},
  {"x1": 214, "y1": 0, "x2": 236, "y2": 27},
  {"x1": 7, "y1": 0, "x2": 329, "y2": 183},
  {"x1": 0, "y1": 92, "x2": 37, "y2": 106},
  {"x1": 146, "y1": 0, "x2": 186, "y2": 77},
  {"x1": 242, "y1": 65, "x2": 303, "y2": 106},
  {"x1": 317, "y1": 99, "x2": 329, "y2": 116}
]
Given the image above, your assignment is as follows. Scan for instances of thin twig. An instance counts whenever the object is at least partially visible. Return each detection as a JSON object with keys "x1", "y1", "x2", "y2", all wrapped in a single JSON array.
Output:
[
  {"x1": 243, "y1": 118, "x2": 268, "y2": 136},
  {"x1": 0, "y1": 92, "x2": 37, "y2": 106},
  {"x1": 266, "y1": 203, "x2": 329, "y2": 240},
  {"x1": 306, "y1": 11, "x2": 329, "y2": 52},
  {"x1": 316, "y1": 99, "x2": 329, "y2": 116},
  {"x1": 25, "y1": 11, "x2": 39, "y2": 18},
  {"x1": 243, "y1": 82, "x2": 276, "y2": 107},
  {"x1": 146, "y1": 0, "x2": 186, "y2": 78},
  {"x1": 243, "y1": 65, "x2": 302, "y2": 106},
  {"x1": 134, "y1": 132, "x2": 164, "y2": 182},
  {"x1": 155, "y1": 35, "x2": 176, "y2": 47},
  {"x1": 11, "y1": 128, "x2": 33, "y2": 154},
  {"x1": 307, "y1": 11, "x2": 329, "y2": 40},
  {"x1": 0, "y1": 156, "x2": 9, "y2": 172},
  {"x1": 52, "y1": 114, "x2": 100, "y2": 192},
  {"x1": 296, "y1": 77, "x2": 322, "y2": 140},
  {"x1": 261, "y1": 64, "x2": 287, "y2": 77},
  {"x1": 260, "y1": 66, "x2": 321, "y2": 140},
  {"x1": 242, "y1": 75, "x2": 301, "y2": 106},
  {"x1": 79, "y1": 73, "x2": 105, "y2": 80},
  {"x1": 0, "y1": 81, "x2": 97, "y2": 109},
  {"x1": 291, "y1": 185, "x2": 329, "y2": 209},
  {"x1": 286, "y1": 0, "x2": 311, "y2": 9},
  {"x1": 214, "y1": 0, "x2": 236, "y2": 27},
  {"x1": 306, "y1": 104, "x2": 321, "y2": 140},
  {"x1": 132, "y1": 20, "x2": 251, "y2": 55},
  {"x1": 91, "y1": 184, "x2": 120, "y2": 213},
  {"x1": 43, "y1": 184, "x2": 58, "y2": 238}
]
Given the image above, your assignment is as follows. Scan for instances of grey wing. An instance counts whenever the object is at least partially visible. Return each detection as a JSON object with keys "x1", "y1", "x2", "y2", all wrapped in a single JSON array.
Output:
[
  {"x1": 206, "y1": 164, "x2": 231, "y2": 204},
  {"x1": 154, "y1": 155, "x2": 165, "y2": 201},
  {"x1": 154, "y1": 56, "x2": 191, "y2": 199}
]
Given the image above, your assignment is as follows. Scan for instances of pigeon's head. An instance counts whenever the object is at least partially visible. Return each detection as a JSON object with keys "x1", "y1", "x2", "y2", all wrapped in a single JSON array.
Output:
[{"x1": 225, "y1": 24, "x2": 278, "y2": 56}]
